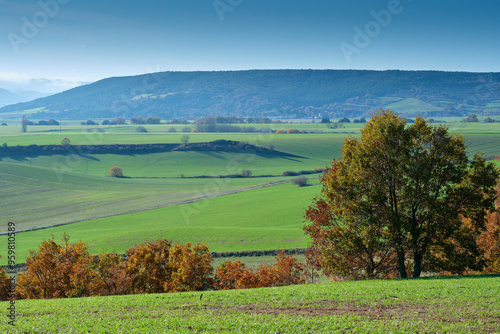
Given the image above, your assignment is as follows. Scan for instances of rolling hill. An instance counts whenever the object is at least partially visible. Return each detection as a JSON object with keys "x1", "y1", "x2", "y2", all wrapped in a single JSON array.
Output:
[{"x1": 1, "y1": 70, "x2": 500, "y2": 119}]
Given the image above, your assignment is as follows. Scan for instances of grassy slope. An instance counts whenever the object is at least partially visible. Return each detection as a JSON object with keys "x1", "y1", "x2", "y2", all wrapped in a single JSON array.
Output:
[
  {"x1": 0, "y1": 132, "x2": 345, "y2": 231},
  {"x1": 384, "y1": 98, "x2": 442, "y2": 114},
  {"x1": 0, "y1": 183, "x2": 321, "y2": 264},
  {"x1": 0, "y1": 161, "x2": 288, "y2": 231},
  {"x1": 1, "y1": 275, "x2": 498, "y2": 333}
]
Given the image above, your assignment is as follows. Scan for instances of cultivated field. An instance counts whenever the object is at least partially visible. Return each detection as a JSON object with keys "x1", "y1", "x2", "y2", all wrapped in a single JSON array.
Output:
[{"x1": 1, "y1": 275, "x2": 498, "y2": 333}]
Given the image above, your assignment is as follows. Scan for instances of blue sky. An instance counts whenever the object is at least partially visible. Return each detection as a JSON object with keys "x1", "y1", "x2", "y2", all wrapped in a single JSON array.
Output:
[{"x1": 1, "y1": 0, "x2": 500, "y2": 92}]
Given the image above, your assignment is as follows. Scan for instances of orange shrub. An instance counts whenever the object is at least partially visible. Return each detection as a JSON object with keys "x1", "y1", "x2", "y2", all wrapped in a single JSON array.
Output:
[
  {"x1": 477, "y1": 185, "x2": 500, "y2": 273},
  {"x1": 165, "y1": 242, "x2": 213, "y2": 292},
  {"x1": 17, "y1": 233, "x2": 105, "y2": 299},
  {"x1": 125, "y1": 238, "x2": 172, "y2": 294},
  {"x1": 109, "y1": 166, "x2": 123, "y2": 177},
  {"x1": 287, "y1": 129, "x2": 300, "y2": 134},
  {"x1": 215, "y1": 252, "x2": 306, "y2": 290},
  {"x1": 0, "y1": 257, "x2": 13, "y2": 301},
  {"x1": 215, "y1": 261, "x2": 258, "y2": 290}
]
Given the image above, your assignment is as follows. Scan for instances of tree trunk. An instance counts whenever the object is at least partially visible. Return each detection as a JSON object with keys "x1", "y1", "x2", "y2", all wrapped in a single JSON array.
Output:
[
  {"x1": 413, "y1": 253, "x2": 423, "y2": 278},
  {"x1": 397, "y1": 250, "x2": 407, "y2": 278}
]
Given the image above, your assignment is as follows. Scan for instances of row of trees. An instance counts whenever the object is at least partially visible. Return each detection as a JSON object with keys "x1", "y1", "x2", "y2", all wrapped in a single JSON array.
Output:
[
  {"x1": 0, "y1": 235, "x2": 307, "y2": 300},
  {"x1": 130, "y1": 116, "x2": 161, "y2": 124},
  {"x1": 304, "y1": 111, "x2": 500, "y2": 279},
  {"x1": 463, "y1": 114, "x2": 498, "y2": 123},
  {"x1": 20, "y1": 116, "x2": 59, "y2": 132}
]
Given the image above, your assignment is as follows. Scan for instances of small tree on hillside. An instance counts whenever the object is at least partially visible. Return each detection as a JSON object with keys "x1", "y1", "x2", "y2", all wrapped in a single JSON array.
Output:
[
  {"x1": 181, "y1": 135, "x2": 190, "y2": 145},
  {"x1": 61, "y1": 138, "x2": 71, "y2": 146},
  {"x1": 291, "y1": 176, "x2": 308, "y2": 187},
  {"x1": 109, "y1": 166, "x2": 123, "y2": 178},
  {"x1": 21, "y1": 115, "x2": 28, "y2": 133},
  {"x1": 241, "y1": 170, "x2": 252, "y2": 178}
]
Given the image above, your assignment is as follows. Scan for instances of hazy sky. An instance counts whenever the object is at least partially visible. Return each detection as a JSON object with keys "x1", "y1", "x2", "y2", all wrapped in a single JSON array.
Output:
[{"x1": 1, "y1": 0, "x2": 500, "y2": 93}]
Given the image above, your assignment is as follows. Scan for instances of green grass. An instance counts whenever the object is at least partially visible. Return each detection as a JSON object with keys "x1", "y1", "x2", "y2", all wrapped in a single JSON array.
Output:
[
  {"x1": 2, "y1": 275, "x2": 498, "y2": 333},
  {"x1": 0, "y1": 161, "x2": 290, "y2": 232},
  {"x1": 0, "y1": 183, "x2": 320, "y2": 264},
  {"x1": 383, "y1": 98, "x2": 442, "y2": 114}
]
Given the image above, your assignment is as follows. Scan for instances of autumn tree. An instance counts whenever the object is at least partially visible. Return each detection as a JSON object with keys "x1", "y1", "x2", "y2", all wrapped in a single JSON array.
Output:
[
  {"x1": 0, "y1": 256, "x2": 13, "y2": 301},
  {"x1": 214, "y1": 261, "x2": 259, "y2": 290},
  {"x1": 304, "y1": 198, "x2": 398, "y2": 280},
  {"x1": 61, "y1": 137, "x2": 71, "y2": 146},
  {"x1": 214, "y1": 252, "x2": 306, "y2": 290},
  {"x1": 477, "y1": 184, "x2": 500, "y2": 273},
  {"x1": 257, "y1": 251, "x2": 306, "y2": 287},
  {"x1": 165, "y1": 242, "x2": 213, "y2": 292},
  {"x1": 305, "y1": 111, "x2": 499, "y2": 279},
  {"x1": 96, "y1": 251, "x2": 131, "y2": 295},
  {"x1": 125, "y1": 238, "x2": 172, "y2": 294},
  {"x1": 17, "y1": 233, "x2": 105, "y2": 299},
  {"x1": 109, "y1": 166, "x2": 123, "y2": 178}
]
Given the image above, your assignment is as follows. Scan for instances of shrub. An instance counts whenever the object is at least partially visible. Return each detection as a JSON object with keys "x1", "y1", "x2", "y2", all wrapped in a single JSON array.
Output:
[
  {"x1": 214, "y1": 251, "x2": 305, "y2": 290},
  {"x1": 165, "y1": 242, "x2": 213, "y2": 292},
  {"x1": 464, "y1": 114, "x2": 479, "y2": 122},
  {"x1": 16, "y1": 233, "x2": 105, "y2": 299},
  {"x1": 312, "y1": 167, "x2": 326, "y2": 173},
  {"x1": 241, "y1": 169, "x2": 253, "y2": 178},
  {"x1": 287, "y1": 129, "x2": 300, "y2": 134},
  {"x1": 291, "y1": 176, "x2": 308, "y2": 187},
  {"x1": 181, "y1": 135, "x2": 190, "y2": 145},
  {"x1": 168, "y1": 127, "x2": 177, "y2": 133},
  {"x1": 135, "y1": 126, "x2": 148, "y2": 133},
  {"x1": 109, "y1": 166, "x2": 123, "y2": 178},
  {"x1": 275, "y1": 130, "x2": 286, "y2": 134},
  {"x1": 0, "y1": 257, "x2": 13, "y2": 301},
  {"x1": 282, "y1": 171, "x2": 299, "y2": 176}
]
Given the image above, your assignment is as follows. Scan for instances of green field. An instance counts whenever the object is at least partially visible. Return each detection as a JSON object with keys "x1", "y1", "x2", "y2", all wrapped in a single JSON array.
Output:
[
  {"x1": 1, "y1": 275, "x2": 498, "y2": 333},
  {"x1": 384, "y1": 98, "x2": 442, "y2": 114},
  {"x1": 1, "y1": 118, "x2": 500, "y2": 266},
  {"x1": 0, "y1": 183, "x2": 320, "y2": 264},
  {"x1": 0, "y1": 161, "x2": 294, "y2": 232}
]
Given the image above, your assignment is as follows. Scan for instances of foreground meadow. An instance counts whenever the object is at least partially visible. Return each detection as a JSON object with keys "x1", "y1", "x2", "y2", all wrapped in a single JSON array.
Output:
[{"x1": 1, "y1": 275, "x2": 499, "y2": 333}]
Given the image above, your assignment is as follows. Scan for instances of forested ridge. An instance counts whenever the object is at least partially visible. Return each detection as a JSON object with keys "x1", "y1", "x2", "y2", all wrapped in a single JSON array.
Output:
[{"x1": 2, "y1": 70, "x2": 500, "y2": 119}]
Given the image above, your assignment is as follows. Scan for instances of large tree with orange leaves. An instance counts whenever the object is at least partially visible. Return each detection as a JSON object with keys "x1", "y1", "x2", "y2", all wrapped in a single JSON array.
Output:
[{"x1": 305, "y1": 111, "x2": 499, "y2": 279}]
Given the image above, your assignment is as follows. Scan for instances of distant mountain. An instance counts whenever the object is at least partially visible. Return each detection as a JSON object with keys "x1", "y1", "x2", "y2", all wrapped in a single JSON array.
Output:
[
  {"x1": 0, "y1": 88, "x2": 24, "y2": 107},
  {"x1": 1, "y1": 70, "x2": 499, "y2": 119},
  {"x1": 0, "y1": 88, "x2": 49, "y2": 108}
]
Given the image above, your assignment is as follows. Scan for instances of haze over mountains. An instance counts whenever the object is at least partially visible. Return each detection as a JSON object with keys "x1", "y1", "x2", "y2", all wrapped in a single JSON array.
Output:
[
  {"x1": 0, "y1": 88, "x2": 48, "y2": 107},
  {"x1": 1, "y1": 70, "x2": 499, "y2": 120}
]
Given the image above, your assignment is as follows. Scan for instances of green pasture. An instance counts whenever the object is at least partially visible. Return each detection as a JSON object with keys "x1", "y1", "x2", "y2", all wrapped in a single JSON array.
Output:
[
  {"x1": 384, "y1": 98, "x2": 442, "y2": 114},
  {"x1": 0, "y1": 183, "x2": 320, "y2": 264},
  {"x1": 0, "y1": 161, "x2": 291, "y2": 232},
  {"x1": 2, "y1": 275, "x2": 498, "y2": 333},
  {"x1": 0, "y1": 135, "x2": 346, "y2": 177}
]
